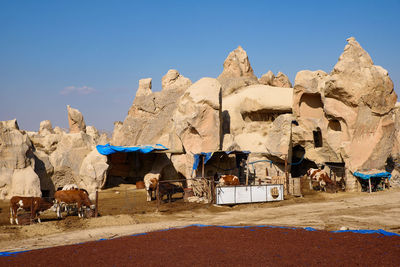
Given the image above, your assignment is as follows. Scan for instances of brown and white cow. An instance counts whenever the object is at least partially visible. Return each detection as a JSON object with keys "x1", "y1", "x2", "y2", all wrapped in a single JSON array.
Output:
[
  {"x1": 10, "y1": 196, "x2": 54, "y2": 225},
  {"x1": 144, "y1": 177, "x2": 158, "y2": 202},
  {"x1": 218, "y1": 175, "x2": 240, "y2": 186},
  {"x1": 307, "y1": 168, "x2": 336, "y2": 192},
  {"x1": 54, "y1": 189, "x2": 93, "y2": 218}
]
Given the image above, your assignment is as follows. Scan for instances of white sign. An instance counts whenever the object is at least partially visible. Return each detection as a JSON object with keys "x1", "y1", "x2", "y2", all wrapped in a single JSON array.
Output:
[{"x1": 216, "y1": 184, "x2": 283, "y2": 205}]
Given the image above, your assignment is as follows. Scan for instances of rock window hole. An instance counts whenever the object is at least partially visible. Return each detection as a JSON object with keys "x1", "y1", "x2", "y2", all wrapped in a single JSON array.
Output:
[{"x1": 313, "y1": 128, "x2": 323, "y2": 148}]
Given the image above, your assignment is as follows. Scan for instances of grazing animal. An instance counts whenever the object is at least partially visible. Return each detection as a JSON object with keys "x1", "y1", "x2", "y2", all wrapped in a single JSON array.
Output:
[
  {"x1": 335, "y1": 177, "x2": 346, "y2": 192},
  {"x1": 144, "y1": 177, "x2": 158, "y2": 202},
  {"x1": 218, "y1": 175, "x2": 240, "y2": 186},
  {"x1": 307, "y1": 168, "x2": 337, "y2": 192},
  {"x1": 144, "y1": 175, "x2": 184, "y2": 202},
  {"x1": 54, "y1": 189, "x2": 93, "y2": 218},
  {"x1": 62, "y1": 184, "x2": 79, "y2": 190},
  {"x1": 61, "y1": 184, "x2": 80, "y2": 214},
  {"x1": 10, "y1": 196, "x2": 54, "y2": 225},
  {"x1": 158, "y1": 182, "x2": 184, "y2": 203}
]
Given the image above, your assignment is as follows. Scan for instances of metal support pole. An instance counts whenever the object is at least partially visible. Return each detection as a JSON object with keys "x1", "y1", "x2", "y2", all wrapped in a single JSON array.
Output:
[
  {"x1": 210, "y1": 178, "x2": 215, "y2": 204},
  {"x1": 246, "y1": 158, "x2": 249, "y2": 186},
  {"x1": 202, "y1": 155, "x2": 205, "y2": 179},
  {"x1": 368, "y1": 178, "x2": 372, "y2": 193}
]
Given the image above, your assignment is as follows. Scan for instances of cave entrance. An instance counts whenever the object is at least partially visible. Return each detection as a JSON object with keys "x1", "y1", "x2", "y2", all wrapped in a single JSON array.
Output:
[
  {"x1": 105, "y1": 148, "x2": 184, "y2": 189},
  {"x1": 241, "y1": 109, "x2": 286, "y2": 123},
  {"x1": 290, "y1": 145, "x2": 317, "y2": 178},
  {"x1": 325, "y1": 162, "x2": 345, "y2": 183},
  {"x1": 193, "y1": 151, "x2": 249, "y2": 184},
  {"x1": 106, "y1": 152, "x2": 157, "y2": 187}
]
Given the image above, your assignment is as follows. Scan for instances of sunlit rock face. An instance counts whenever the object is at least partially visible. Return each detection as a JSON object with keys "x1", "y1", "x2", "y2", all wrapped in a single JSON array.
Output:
[
  {"x1": 111, "y1": 69, "x2": 192, "y2": 150},
  {"x1": 217, "y1": 46, "x2": 259, "y2": 96},
  {"x1": 292, "y1": 37, "x2": 397, "y2": 191},
  {"x1": 0, "y1": 119, "x2": 41, "y2": 199},
  {"x1": 67, "y1": 105, "x2": 86, "y2": 133}
]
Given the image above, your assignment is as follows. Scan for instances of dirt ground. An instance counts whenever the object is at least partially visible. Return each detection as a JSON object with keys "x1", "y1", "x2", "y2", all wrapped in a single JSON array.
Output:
[{"x1": 0, "y1": 184, "x2": 399, "y2": 253}]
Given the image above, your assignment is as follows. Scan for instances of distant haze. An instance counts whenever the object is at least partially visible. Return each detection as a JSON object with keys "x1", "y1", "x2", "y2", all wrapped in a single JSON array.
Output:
[{"x1": 1, "y1": 1, "x2": 399, "y2": 132}]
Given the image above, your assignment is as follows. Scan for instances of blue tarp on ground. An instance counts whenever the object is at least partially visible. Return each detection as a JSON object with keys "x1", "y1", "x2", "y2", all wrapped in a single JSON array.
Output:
[
  {"x1": 332, "y1": 229, "x2": 400, "y2": 236},
  {"x1": 353, "y1": 171, "x2": 392, "y2": 180},
  {"x1": 96, "y1": 143, "x2": 168, "y2": 156}
]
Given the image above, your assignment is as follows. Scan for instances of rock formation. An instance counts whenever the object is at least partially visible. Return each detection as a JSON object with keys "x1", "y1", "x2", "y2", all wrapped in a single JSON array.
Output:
[
  {"x1": 222, "y1": 84, "x2": 293, "y2": 153},
  {"x1": 217, "y1": 46, "x2": 259, "y2": 96},
  {"x1": 1, "y1": 36, "x2": 398, "y2": 198},
  {"x1": 259, "y1": 71, "x2": 292, "y2": 88},
  {"x1": 173, "y1": 77, "x2": 222, "y2": 154},
  {"x1": 67, "y1": 105, "x2": 86, "y2": 133},
  {"x1": 0, "y1": 108, "x2": 110, "y2": 199},
  {"x1": 112, "y1": 70, "x2": 192, "y2": 150},
  {"x1": 39, "y1": 120, "x2": 54, "y2": 135},
  {"x1": 292, "y1": 37, "x2": 397, "y2": 191},
  {"x1": 135, "y1": 78, "x2": 152, "y2": 97},
  {"x1": 162, "y1": 69, "x2": 192, "y2": 91},
  {"x1": 0, "y1": 119, "x2": 41, "y2": 199}
]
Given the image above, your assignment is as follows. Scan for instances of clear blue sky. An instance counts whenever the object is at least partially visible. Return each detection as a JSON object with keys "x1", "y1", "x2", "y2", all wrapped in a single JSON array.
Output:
[{"x1": 1, "y1": 0, "x2": 399, "y2": 132}]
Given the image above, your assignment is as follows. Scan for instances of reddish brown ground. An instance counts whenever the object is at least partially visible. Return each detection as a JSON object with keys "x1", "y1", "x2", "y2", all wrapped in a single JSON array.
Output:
[{"x1": 1, "y1": 225, "x2": 399, "y2": 266}]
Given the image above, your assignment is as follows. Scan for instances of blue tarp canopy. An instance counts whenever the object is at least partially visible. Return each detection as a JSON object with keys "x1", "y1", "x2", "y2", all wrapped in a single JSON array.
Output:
[
  {"x1": 192, "y1": 152, "x2": 213, "y2": 170},
  {"x1": 353, "y1": 171, "x2": 391, "y2": 180},
  {"x1": 96, "y1": 143, "x2": 168, "y2": 156},
  {"x1": 192, "y1": 151, "x2": 250, "y2": 170}
]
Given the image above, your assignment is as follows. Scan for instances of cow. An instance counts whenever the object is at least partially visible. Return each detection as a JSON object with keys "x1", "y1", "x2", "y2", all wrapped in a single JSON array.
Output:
[
  {"x1": 158, "y1": 182, "x2": 184, "y2": 203},
  {"x1": 144, "y1": 177, "x2": 158, "y2": 202},
  {"x1": 61, "y1": 184, "x2": 80, "y2": 214},
  {"x1": 218, "y1": 175, "x2": 240, "y2": 186},
  {"x1": 144, "y1": 176, "x2": 184, "y2": 202},
  {"x1": 307, "y1": 168, "x2": 337, "y2": 192},
  {"x1": 61, "y1": 186, "x2": 90, "y2": 215},
  {"x1": 10, "y1": 196, "x2": 54, "y2": 225},
  {"x1": 54, "y1": 189, "x2": 94, "y2": 218},
  {"x1": 62, "y1": 184, "x2": 79, "y2": 190}
]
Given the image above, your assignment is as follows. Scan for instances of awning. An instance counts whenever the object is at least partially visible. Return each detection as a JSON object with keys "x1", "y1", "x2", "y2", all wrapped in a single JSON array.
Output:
[
  {"x1": 96, "y1": 144, "x2": 168, "y2": 156},
  {"x1": 192, "y1": 151, "x2": 250, "y2": 170},
  {"x1": 353, "y1": 171, "x2": 391, "y2": 180}
]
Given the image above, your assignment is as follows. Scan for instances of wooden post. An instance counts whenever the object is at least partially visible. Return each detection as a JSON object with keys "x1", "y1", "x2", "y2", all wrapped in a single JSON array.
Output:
[
  {"x1": 210, "y1": 177, "x2": 215, "y2": 204},
  {"x1": 285, "y1": 154, "x2": 289, "y2": 195},
  {"x1": 30, "y1": 196, "x2": 34, "y2": 224},
  {"x1": 368, "y1": 178, "x2": 372, "y2": 193},
  {"x1": 201, "y1": 155, "x2": 205, "y2": 179},
  {"x1": 156, "y1": 182, "x2": 160, "y2": 211},
  {"x1": 246, "y1": 157, "x2": 249, "y2": 186},
  {"x1": 95, "y1": 189, "x2": 99, "y2": 218},
  {"x1": 207, "y1": 178, "x2": 212, "y2": 204}
]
